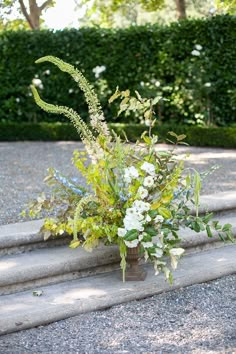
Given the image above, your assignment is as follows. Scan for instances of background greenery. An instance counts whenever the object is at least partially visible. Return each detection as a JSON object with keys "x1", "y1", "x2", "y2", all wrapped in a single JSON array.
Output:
[
  {"x1": 0, "y1": 15, "x2": 235, "y2": 127},
  {"x1": 1, "y1": 122, "x2": 236, "y2": 148}
]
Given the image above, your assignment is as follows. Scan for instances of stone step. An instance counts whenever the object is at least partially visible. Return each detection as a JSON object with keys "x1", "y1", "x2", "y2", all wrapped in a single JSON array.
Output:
[
  {"x1": 0, "y1": 214, "x2": 235, "y2": 296},
  {"x1": 198, "y1": 191, "x2": 236, "y2": 216},
  {"x1": 0, "y1": 244, "x2": 235, "y2": 336},
  {"x1": 0, "y1": 219, "x2": 70, "y2": 256},
  {"x1": 1, "y1": 191, "x2": 236, "y2": 256}
]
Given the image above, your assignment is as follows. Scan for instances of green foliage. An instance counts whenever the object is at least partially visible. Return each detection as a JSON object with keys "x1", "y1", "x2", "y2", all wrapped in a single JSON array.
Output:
[
  {"x1": 1, "y1": 122, "x2": 236, "y2": 148},
  {"x1": 215, "y1": 0, "x2": 236, "y2": 14},
  {"x1": 0, "y1": 15, "x2": 235, "y2": 126}
]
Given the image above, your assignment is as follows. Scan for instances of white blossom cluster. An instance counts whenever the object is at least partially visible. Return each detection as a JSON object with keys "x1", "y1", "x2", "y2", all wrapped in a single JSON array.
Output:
[
  {"x1": 32, "y1": 78, "x2": 43, "y2": 90},
  {"x1": 92, "y1": 65, "x2": 106, "y2": 79},
  {"x1": 116, "y1": 160, "x2": 185, "y2": 269},
  {"x1": 191, "y1": 44, "x2": 203, "y2": 57},
  {"x1": 118, "y1": 162, "x2": 162, "y2": 249}
]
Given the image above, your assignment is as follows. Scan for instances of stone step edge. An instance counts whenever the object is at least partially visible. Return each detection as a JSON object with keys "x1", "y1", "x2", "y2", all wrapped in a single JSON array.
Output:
[
  {"x1": 0, "y1": 216, "x2": 235, "y2": 294},
  {"x1": 1, "y1": 190, "x2": 236, "y2": 251},
  {"x1": 0, "y1": 244, "x2": 236, "y2": 336}
]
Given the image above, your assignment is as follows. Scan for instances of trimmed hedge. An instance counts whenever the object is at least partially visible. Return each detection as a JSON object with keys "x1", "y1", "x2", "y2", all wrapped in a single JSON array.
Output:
[
  {"x1": 1, "y1": 122, "x2": 236, "y2": 148},
  {"x1": 0, "y1": 15, "x2": 235, "y2": 126}
]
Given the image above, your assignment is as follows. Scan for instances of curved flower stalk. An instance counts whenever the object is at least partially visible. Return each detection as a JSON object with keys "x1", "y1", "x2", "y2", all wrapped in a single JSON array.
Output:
[
  {"x1": 31, "y1": 85, "x2": 96, "y2": 151},
  {"x1": 35, "y1": 56, "x2": 110, "y2": 138}
]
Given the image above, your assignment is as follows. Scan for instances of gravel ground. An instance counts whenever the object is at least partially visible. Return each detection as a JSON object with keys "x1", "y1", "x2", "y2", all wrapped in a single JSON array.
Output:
[
  {"x1": 0, "y1": 275, "x2": 235, "y2": 353},
  {"x1": 0, "y1": 142, "x2": 236, "y2": 225}
]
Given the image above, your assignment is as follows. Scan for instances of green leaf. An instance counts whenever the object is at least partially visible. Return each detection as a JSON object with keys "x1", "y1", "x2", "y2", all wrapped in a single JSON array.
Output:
[
  {"x1": 145, "y1": 226, "x2": 157, "y2": 236},
  {"x1": 142, "y1": 234, "x2": 153, "y2": 242},
  {"x1": 203, "y1": 213, "x2": 213, "y2": 224},
  {"x1": 143, "y1": 135, "x2": 152, "y2": 145},
  {"x1": 69, "y1": 240, "x2": 81, "y2": 249},
  {"x1": 177, "y1": 134, "x2": 186, "y2": 141},
  {"x1": 206, "y1": 225, "x2": 213, "y2": 238},
  {"x1": 149, "y1": 210, "x2": 158, "y2": 218},
  {"x1": 158, "y1": 207, "x2": 172, "y2": 219},
  {"x1": 168, "y1": 131, "x2": 178, "y2": 139},
  {"x1": 222, "y1": 223, "x2": 232, "y2": 232},
  {"x1": 108, "y1": 87, "x2": 121, "y2": 103},
  {"x1": 124, "y1": 229, "x2": 139, "y2": 241}
]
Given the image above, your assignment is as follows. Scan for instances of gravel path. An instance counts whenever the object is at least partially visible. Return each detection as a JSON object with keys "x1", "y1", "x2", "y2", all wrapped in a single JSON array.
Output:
[
  {"x1": 0, "y1": 275, "x2": 235, "y2": 353},
  {"x1": 0, "y1": 142, "x2": 236, "y2": 225}
]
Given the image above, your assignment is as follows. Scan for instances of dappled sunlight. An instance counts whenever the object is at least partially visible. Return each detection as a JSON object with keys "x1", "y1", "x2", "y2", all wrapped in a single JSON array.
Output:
[
  {"x1": 0, "y1": 303, "x2": 29, "y2": 313},
  {"x1": 51, "y1": 287, "x2": 107, "y2": 305},
  {"x1": 182, "y1": 151, "x2": 236, "y2": 160},
  {"x1": 0, "y1": 261, "x2": 17, "y2": 271},
  {"x1": 145, "y1": 326, "x2": 223, "y2": 347}
]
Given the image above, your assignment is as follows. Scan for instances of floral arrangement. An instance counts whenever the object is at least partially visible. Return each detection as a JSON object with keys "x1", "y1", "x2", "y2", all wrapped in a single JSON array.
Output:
[{"x1": 25, "y1": 55, "x2": 233, "y2": 282}]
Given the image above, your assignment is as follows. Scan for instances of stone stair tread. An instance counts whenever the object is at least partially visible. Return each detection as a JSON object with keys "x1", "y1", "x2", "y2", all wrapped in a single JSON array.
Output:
[
  {"x1": 199, "y1": 191, "x2": 236, "y2": 213},
  {"x1": 0, "y1": 214, "x2": 235, "y2": 290},
  {"x1": 0, "y1": 245, "x2": 120, "y2": 288},
  {"x1": 0, "y1": 244, "x2": 236, "y2": 336}
]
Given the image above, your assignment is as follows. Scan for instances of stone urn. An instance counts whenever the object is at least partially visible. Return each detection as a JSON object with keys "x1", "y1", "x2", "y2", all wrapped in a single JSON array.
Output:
[{"x1": 124, "y1": 245, "x2": 147, "y2": 281}]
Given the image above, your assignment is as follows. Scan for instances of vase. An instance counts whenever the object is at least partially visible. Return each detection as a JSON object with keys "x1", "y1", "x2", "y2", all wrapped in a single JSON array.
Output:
[{"x1": 124, "y1": 245, "x2": 147, "y2": 281}]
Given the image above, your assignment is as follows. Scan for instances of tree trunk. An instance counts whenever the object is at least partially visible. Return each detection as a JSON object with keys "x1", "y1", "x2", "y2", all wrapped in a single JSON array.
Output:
[
  {"x1": 18, "y1": 0, "x2": 53, "y2": 30},
  {"x1": 175, "y1": 0, "x2": 187, "y2": 20},
  {"x1": 29, "y1": 0, "x2": 40, "y2": 29}
]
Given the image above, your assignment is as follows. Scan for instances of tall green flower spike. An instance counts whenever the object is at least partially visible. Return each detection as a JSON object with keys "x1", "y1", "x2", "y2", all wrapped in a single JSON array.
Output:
[
  {"x1": 31, "y1": 85, "x2": 95, "y2": 148},
  {"x1": 35, "y1": 56, "x2": 110, "y2": 137}
]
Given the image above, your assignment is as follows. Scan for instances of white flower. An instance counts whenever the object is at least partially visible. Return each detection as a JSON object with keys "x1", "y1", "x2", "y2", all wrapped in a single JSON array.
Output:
[
  {"x1": 141, "y1": 162, "x2": 156, "y2": 176},
  {"x1": 32, "y1": 78, "x2": 43, "y2": 89},
  {"x1": 117, "y1": 228, "x2": 126, "y2": 237},
  {"x1": 68, "y1": 88, "x2": 74, "y2": 94},
  {"x1": 15, "y1": 98, "x2": 20, "y2": 103},
  {"x1": 142, "y1": 242, "x2": 153, "y2": 249},
  {"x1": 143, "y1": 176, "x2": 155, "y2": 188},
  {"x1": 209, "y1": 7, "x2": 216, "y2": 14},
  {"x1": 32, "y1": 78, "x2": 42, "y2": 87},
  {"x1": 145, "y1": 119, "x2": 152, "y2": 127},
  {"x1": 191, "y1": 50, "x2": 200, "y2": 56},
  {"x1": 151, "y1": 248, "x2": 163, "y2": 258},
  {"x1": 204, "y1": 82, "x2": 211, "y2": 87},
  {"x1": 154, "y1": 215, "x2": 164, "y2": 223},
  {"x1": 123, "y1": 215, "x2": 144, "y2": 231},
  {"x1": 145, "y1": 214, "x2": 151, "y2": 223},
  {"x1": 195, "y1": 44, "x2": 202, "y2": 51},
  {"x1": 132, "y1": 200, "x2": 150, "y2": 213},
  {"x1": 124, "y1": 166, "x2": 139, "y2": 184},
  {"x1": 92, "y1": 65, "x2": 106, "y2": 79},
  {"x1": 138, "y1": 186, "x2": 148, "y2": 199},
  {"x1": 126, "y1": 208, "x2": 144, "y2": 221},
  {"x1": 44, "y1": 69, "x2": 50, "y2": 75},
  {"x1": 138, "y1": 233, "x2": 144, "y2": 241},
  {"x1": 124, "y1": 239, "x2": 139, "y2": 248},
  {"x1": 155, "y1": 80, "x2": 161, "y2": 87}
]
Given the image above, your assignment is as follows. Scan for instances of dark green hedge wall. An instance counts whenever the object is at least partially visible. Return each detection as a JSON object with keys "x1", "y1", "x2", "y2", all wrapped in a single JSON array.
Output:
[
  {"x1": 0, "y1": 15, "x2": 235, "y2": 125},
  {"x1": 1, "y1": 122, "x2": 236, "y2": 148}
]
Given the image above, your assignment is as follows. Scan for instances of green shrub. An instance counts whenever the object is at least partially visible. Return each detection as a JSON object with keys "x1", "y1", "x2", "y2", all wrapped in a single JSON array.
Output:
[
  {"x1": 0, "y1": 15, "x2": 235, "y2": 125},
  {"x1": 1, "y1": 122, "x2": 236, "y2": 148}
]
